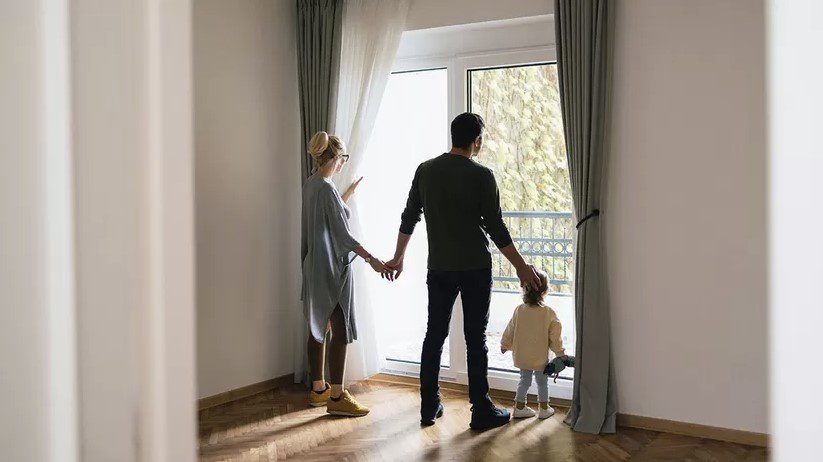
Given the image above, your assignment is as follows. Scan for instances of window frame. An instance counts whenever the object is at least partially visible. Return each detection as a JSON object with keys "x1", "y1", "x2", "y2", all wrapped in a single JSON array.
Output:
[{"x1": 380, "y1": 46, "x2": 573, "y2": 401}]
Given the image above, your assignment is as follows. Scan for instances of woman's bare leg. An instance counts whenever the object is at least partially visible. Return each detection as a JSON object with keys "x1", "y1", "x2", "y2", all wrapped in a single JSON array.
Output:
[
  {"x1": 307, "y1": 334, "x2": 326, "y2": 392},
  {"x1": 327, "y1": 305, "x2": 348, "y2": 398}
]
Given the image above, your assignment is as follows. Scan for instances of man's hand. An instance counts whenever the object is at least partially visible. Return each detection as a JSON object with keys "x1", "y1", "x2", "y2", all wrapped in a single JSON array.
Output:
[
  {"x1": 498, "y1": 243, "x2": 539, "y2": 291},
  {"x1": 516, "y1": 263, "x2": 541, "y2": 291},
  {"x1": 377, "y1": 257, "x2": 396, "y2": 281},
  {"x1": 385, "y1": 256, "x2": 404, "y2": 280}
]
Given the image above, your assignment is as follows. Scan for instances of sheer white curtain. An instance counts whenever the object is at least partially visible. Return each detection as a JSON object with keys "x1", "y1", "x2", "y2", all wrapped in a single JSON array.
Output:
[{"x1": 332, "y1": 0, "x2": 410, "y2": 382}]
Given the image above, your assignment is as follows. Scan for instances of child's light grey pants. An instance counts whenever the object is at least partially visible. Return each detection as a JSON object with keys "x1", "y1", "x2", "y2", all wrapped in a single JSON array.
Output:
[{"x1": 515, "y1": 369, "x2": 550, "y2": 403}]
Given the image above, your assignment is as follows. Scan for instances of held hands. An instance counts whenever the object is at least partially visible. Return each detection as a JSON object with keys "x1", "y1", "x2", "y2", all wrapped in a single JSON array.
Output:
[
  {"x1": 367, "y1": 257, "x2": 392, "y2": 279},
  {"x1": 385, "y1": 256, "x2": 404, "y2": 280},
  {"x1": 367, "y1": 256, "x2": 400, "y2": 282},
  {"x1": 368, "y1": 255, "x2": 403, "y2": 282}
]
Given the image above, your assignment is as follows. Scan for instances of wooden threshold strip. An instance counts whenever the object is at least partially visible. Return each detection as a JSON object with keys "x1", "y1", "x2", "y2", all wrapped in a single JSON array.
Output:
[{"x1": 369, "y1": 372, "x2": 573, "y2": 408}]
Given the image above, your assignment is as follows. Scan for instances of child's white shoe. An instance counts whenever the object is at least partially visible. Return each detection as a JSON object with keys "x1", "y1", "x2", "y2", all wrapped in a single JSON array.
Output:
[
  {"x1": 512, "y1": 404, "x2": 536, "y2": 418},
  {"x1": 537, "y1": 405, "x2": 555, "y2": 420}
]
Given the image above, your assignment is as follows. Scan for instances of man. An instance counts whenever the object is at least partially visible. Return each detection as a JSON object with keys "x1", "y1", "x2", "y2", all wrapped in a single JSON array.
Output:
[{"x1": 386, "y1": 112, "x2": 541, "y2": 430}]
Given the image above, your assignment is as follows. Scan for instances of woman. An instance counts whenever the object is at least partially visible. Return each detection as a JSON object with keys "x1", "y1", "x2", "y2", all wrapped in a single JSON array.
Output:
[{"x1": 301, "y1": 131, "x2": 389, "y2": 417}]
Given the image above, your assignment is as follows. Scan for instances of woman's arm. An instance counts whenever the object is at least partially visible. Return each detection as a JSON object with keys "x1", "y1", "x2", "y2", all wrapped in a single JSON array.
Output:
[
  {"x1": 341, "y1": 176, "x2": 363, "y2": 203},
  {"x1": 322, "y1": 186, "x2": 392, "y2": 277},
  {"x1": 352, "y1": 246, "x2": 392, "y2": 277}
]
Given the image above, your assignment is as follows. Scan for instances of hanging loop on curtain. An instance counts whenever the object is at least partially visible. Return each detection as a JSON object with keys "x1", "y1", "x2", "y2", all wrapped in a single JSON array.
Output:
[{"x1": 575, "y1": 209, "x2": 601, "y2": 229}]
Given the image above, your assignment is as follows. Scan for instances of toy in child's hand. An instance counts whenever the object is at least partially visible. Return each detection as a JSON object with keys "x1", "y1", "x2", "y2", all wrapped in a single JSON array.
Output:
[{"x1": 543, "y1": 356, "x2": 576, "y2": 382}]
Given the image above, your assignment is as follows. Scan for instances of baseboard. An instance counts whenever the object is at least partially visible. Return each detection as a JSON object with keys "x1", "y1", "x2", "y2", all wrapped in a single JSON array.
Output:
[
  {"x1": 371, "y1": 373, "x2": 768, "y2": 448},
  {"x1": 198, "y1": 373, "x2": 295, "y2": 411},
  {"x1": 616, "y1": 413, "x2": 769, "y2": 448}
]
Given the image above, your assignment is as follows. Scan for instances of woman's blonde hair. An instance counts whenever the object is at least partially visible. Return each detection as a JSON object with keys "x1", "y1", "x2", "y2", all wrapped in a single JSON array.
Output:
[
  {"x1": 308, "y1": 131, "x2": 346, "y2": 170},
  {"x1": 523, "y1": 269, "x2": 549, "y2": 306}
]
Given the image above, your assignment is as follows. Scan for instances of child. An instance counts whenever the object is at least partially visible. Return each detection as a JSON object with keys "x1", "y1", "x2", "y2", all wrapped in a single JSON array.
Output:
[{"x1": 500, "y1": 270, "x2": 570, "y2": 419}]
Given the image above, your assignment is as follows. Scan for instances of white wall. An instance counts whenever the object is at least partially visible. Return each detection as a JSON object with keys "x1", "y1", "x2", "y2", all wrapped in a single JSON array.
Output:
[
  {"x1": 768, "y1": 0, "x2": 823, "y2": 458},
  {"x1": 194, "y1": 0, "x2": 302, "y2": 398},
  {"x1": 607, "y1": 1, "x2": 768, "y2": 433},
  {"x1": 406, "y1": 0, "x2": 551, "y2": 31}
]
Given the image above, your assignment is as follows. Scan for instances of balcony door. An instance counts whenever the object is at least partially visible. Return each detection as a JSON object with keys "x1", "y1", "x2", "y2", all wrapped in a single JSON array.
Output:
[
  {"x1": 467, "y1": 61, "x2": 576, "y2": 387},
  {"x1": 362, "y1": 48, "x2": 575, "y2": 399}
]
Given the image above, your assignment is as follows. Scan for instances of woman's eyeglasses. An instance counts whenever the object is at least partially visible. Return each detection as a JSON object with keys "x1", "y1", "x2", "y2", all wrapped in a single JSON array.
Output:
[{"x1": 341, "y1": 154, "x2": 350, "y2": 163}]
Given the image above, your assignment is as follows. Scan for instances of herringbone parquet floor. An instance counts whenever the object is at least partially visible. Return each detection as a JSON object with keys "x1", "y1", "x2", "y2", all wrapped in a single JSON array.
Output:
[{"x1": 198, "y1": 380, "x2": 768, "y2": 461}]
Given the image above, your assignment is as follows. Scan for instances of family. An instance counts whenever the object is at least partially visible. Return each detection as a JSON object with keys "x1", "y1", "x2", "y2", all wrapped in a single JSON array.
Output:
[{"x1": 301, "y1": 112, "x2": 574, "y2": 430}]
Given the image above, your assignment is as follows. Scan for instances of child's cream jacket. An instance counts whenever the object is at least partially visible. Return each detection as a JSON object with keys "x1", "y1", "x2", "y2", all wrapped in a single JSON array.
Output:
[{"x1": 500, "y1": 303, "x2": 566, "y2": 371}]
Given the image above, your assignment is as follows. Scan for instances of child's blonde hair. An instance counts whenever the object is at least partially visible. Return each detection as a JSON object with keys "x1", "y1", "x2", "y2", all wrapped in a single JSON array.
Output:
[{"x1": 522, "y1": 269, "x2": 549, "y2": 306}]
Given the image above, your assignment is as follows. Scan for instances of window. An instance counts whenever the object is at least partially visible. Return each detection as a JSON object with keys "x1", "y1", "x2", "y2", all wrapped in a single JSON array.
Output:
[
  {"x1": 360, "y1": 68, "x2": 450, "y2": 368},
  {"x1": 362, "y1": 39, "x2": 575, "y2": 397}
]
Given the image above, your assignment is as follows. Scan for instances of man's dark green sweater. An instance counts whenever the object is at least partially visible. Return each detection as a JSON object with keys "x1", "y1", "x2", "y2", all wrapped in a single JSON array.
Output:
[{"x1": 399, "y1": 153, "x2": 513, "y2": 271}]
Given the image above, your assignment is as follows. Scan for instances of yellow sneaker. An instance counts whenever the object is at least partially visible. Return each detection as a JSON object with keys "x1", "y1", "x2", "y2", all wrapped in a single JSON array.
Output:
[
  {"x1": 326, "y1": 390, "x2": 370, "y2": 417},
  {"x1": 308, "y1": 383, "x2": 331, "y2": 407}
]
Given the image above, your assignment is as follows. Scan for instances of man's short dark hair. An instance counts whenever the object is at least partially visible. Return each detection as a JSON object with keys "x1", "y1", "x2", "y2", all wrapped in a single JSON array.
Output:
[{"x1": 451, "y1": 112, "x2": 485, "y2": 149}]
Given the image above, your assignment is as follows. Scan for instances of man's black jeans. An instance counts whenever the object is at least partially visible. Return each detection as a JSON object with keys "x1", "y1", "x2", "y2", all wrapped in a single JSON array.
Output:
[{"x1": 420, "y1": 268, "x2": 494, "y2": 409}]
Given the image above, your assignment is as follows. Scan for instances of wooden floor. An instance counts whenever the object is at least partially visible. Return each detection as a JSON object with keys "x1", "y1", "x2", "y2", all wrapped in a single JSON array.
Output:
[{"x1": 199, "y1": 380, "x2": 768, "y2": 461}]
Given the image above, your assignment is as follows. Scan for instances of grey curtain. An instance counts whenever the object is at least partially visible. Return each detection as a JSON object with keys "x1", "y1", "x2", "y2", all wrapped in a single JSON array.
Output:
[
  {"x1": 555, "y1": 0, "x2": 617, "y2": 434},
  {"x1": 296, "y1": 0, "x2": 342, "y2": 181},
  {"x1": 295, "y1": 0, "x2": 342, "y2": 385}
]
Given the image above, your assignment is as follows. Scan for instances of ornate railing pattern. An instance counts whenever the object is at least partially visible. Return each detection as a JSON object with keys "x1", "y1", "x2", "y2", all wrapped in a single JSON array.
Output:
[{"x1": 491, "y1": 211, "x2": 575, "y2": 294}]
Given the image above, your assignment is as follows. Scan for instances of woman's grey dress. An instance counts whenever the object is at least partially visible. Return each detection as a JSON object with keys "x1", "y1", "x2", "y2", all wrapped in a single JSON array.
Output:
[{"x1": 301, "y1": 175, "x2": 361, "y2": 343}]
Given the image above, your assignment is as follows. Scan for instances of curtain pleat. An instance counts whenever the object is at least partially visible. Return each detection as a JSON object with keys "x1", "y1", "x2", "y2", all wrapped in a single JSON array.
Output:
[{"x1": 294, "y1": 0, "x2": 342, "y2": 384}]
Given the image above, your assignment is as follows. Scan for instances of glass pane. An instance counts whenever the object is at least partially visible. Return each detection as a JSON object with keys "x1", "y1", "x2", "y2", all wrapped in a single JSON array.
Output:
[
  {"x1": 469, "y1": 64, "x2": 576, "y2": 377},
  {"x1": 360, "y1": 68, "x2": 449, "y2": 367}
]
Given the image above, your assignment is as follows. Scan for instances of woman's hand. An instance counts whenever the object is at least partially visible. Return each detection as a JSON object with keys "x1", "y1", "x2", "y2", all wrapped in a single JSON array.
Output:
[
  {"x1": 341, "y1": 176, "x2": 364, "y2": 203},
  {"x1": 368, "y1": 257, "x2": 394, "y2": 280},
  {"x1": 353, "y1": 247, "x2": 395, "y2": 280}
]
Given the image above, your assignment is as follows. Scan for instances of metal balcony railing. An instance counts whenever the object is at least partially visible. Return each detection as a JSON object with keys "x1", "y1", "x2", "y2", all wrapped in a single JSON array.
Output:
[{"x1": 491, "y1": 211, "x2": 575, "y2": 295}]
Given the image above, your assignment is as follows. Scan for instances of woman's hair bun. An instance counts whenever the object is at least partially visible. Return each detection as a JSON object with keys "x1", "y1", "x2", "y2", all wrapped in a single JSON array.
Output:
[{"x1": 308, "y1": 131, "x2": 330, "y2": 159}]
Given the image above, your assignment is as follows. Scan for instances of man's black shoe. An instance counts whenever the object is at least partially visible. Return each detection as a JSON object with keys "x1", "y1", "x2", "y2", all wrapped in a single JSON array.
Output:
[
  {"x1": 469, "y1": 405, "x2": 510, "y2": 430},
  {"x1": 420, "y1": 402, "x2": 444, "y2": 426}
]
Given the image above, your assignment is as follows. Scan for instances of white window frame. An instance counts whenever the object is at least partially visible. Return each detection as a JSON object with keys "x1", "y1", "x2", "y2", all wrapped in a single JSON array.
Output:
[{"x1": 379, "y1": 41, "x2": 574, "y2": 401}]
